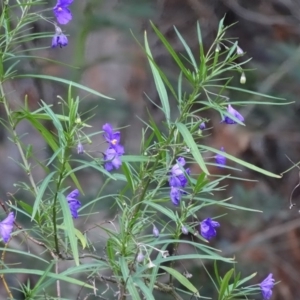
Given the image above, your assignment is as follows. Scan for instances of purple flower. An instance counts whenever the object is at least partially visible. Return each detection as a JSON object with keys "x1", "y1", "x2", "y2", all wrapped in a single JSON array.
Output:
[
  {"x1": 215, "y1": 147, "x2": 226, "y2": 167},
  {"x1": 222, "y1": 105, "x2": 244, "y2": 124},
  {"x1": 200, "y1": 218, "x2": 220, "y2": 240},
  {"x1": 169, "y1": 157, "x2": 190, "y2": 188},
  {"x1": 66, "y1": 189, "x2": 81, "y2": 218},
  {"x1": 170, "y1": 186, "x2": 182, "y2": 206},
  {"x1": 0, "y1": 212, "x2": 14, "y2": 243},
  {"x1": 260, "y1": 273, "x2": 275, "y2": 300},
  {"x1": 103, "y1": 123, "x2": 121, "y2": 148},
  {"x1": 137, "y1": 252, "x2": 144, "y2": 263},
  {"x1": 153, "y1": 225, "x2": 159, "y2": 237},
  {"x1": 53, "y1": 0, "x2": 73, "y2": 25},
  {"x1": 77, "y1": 142, "x2": 84, "y2": 154},
  {"x1": 51, "y1": 32, "x2": 68, "y2": 48},
  {"x1": 104, "y1": 145, "x2": 124, "y2": 171},
  {"x1": 169, "y1": 157, "x2": 190, "y2": 206},
  {"x1": 181, "y1": 225, "x2": 189, "y2": 235},
  {"x1": 199, "y1": 122, "x2": 206, "y2": 130}
]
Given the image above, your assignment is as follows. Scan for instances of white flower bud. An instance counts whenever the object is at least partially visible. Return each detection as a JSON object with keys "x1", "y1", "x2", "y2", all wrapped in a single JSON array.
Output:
[{"x1": 240, "y1": 72, "x2": 246, "y2": 84}]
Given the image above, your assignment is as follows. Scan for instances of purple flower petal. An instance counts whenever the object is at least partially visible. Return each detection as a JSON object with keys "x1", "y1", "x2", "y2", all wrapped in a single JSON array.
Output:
[
  {"x1": 102, "y1": 123, "x2": 121, "y2": 148},
  {"x1": 52, "y1": 33, "x2": 68, "y2": 48},
  {"x1": 66, "y1": 189, "x2": 81, "y2": 218},
  {"x1": 170, "y1": 186, "x2": 181, "y2": 206},
  {"x1": 153, "y1": 225, "x2": 159, "y2": 237},
  {"x1": 53, "y1": 6, "x2": 72, "y2": 25},
  {"x1": 260, "y1": 273, "x2": 275, "y2": 300},
  {"x1": 104, "y1": 147, "x2": 123, "y2": 171},
  {"x1": 0, "y1": 212, "x2": 14, "y2": 243},
  {"x1": 77, "y1": 142, "x2": 84, "y2": 154},
  {"x1": 181, "y1": 226, "x2": 189, "y2": 235},
  {"x1": 199, "y1": 122, "x2": 206, "y2": 130},
  {"x1": 200, "y1": 218, "x2": 220, "y2": 240},
  {"x1": 222, "y1": 105, "x2": 244, "y2": 124},
  {"x1": 215, "y1": 147, "x2": 226, "y2": 168}
]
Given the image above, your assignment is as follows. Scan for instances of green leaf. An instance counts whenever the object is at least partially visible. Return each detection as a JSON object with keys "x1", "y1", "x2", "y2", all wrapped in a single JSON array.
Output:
[
  {"x1": 57, "y1": 192, "x2": 79, "y2": 266},
  {"x1": 144, "y1": 31, "x2": 170, "y2": 124},
  {"x1": 174, "y1": 26, "x2": 197, "y2": 72},
  {"x1": 176, "y1": 122, "x2": 209, "y2": 175},
  {"x1": 119, "y1": 257, "x2": 141, "y2": 300},
  {"x1": 160, "y1": 266, "x2": 200, "y2": 297},
  {"x1": 150, "y1": 22, "x2": 191, "y2": 80},
  {"x1": 218, "y1": 269, "x2": 234, "y2": 300},
  {"x1": 145, "y1": 201, "x2": 176, "y2": 221},
  {"x1": 32, "y1": 171, "x2": 55, "y2": 220},
  {"x1": 135, "y1": 279, "x2": 155, "y2": 300},
  {"x1": 0, "y1": 268, "x2": 94, "y2": 288},
  {"x1": 122, "y1": 162, "x2": 135, "y2": 191},
  {"x1": 200, "y1": 145, "x2": 281, "y2": 178},
  {"x1": 16, "y1": 74, "x2": 114, "y2": 100},
  {"x1": 31, "y1": 261, "x2": 55, "y2": 296},
  {"x1": 74, "y1": 228, "x2": 87, "y2": 249}
]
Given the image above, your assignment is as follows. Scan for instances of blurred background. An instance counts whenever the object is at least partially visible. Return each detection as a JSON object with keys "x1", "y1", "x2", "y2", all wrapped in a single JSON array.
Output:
[{"x1": 2, "y1": 0, "x2": 300, "y2": 299}]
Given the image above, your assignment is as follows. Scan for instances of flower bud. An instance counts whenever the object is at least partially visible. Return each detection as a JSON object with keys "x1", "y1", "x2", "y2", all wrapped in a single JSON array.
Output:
[
  {"x1": 236, "y1": 46, "x2": 244, "y2": 55},
  {"x1": 153, "y1": 225, "x2": 159, "y2": 238},
  {"x1": 181, "y1": 226, "x2": 189, "y2": 235},
  {"x1": 137, "y1": 252, "x2": 144, "y2": 263},
  {"x1": 77, "y1": 142, "x2": 84, "y2": 154},
  {"x1": 215, "y1": 44, "x2": 221, "y2": 53},
  {"x1": 75, "y1": 117, "x2": 82, "y2": 124},
  {"x1": 240, "y1": 72, "x2": 246, "y2": 84}
]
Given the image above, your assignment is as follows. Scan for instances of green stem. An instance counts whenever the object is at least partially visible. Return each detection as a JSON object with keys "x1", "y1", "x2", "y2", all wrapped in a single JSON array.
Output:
[
  {"x1": 52, "y1": 152, "x2": 68, "y2": 256},
  {"x1": 0, "y1": 83, "x2": 38, "y2": 195}
]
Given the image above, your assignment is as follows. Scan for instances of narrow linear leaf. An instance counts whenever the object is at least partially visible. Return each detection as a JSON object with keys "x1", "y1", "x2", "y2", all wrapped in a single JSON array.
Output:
[
  {"x1": 218, "y1": 269, "x2": 234, "y2": 300},
  {"x1": 32, "y1": 171, "x2": 55, "y2": 220},
  {"x1": 176, "y1": 123, "x2": 209, "y2": 175},
  {"x1": 0, "y1": 268, "x2": 94, "y2": 288},
  {"x1": 144, "y1": 31, "x2": 170, "y2": 124},
  {"x1": 200, "y1": 145, "x2": 281, "y2": 178},
  {"x1": 58, "y1": 192, "x2": 79, "y2": 266},
  {"x1": 16, "y1": 74, "x2": 114, "y2": 100},
  {"x1": 160, "y1": 266, "x2": 200, "y2": 297},
  {"x1": 119, "y1": 257, "x2": 141, "y2": 300}
]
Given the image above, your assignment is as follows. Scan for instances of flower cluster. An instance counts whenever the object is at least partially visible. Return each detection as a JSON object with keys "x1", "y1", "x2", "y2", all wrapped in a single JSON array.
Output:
[
  {"x1": 52, "y1": 0, "x2": 74, "y2": 48},
  {"x1": 102, "y1": 123, "x2": 124, "y2": 171},
  {"x1": 169, "y1": 157, "x2": 190, "y2": 206}
]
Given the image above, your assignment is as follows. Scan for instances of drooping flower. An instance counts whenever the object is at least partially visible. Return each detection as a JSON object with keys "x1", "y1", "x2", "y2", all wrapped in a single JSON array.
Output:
[
  {"x1": 102, "y1": 123, "x2": 121, "y2": 148},
  {"x1": 199, "y1": 122, "x2": 206, "y2": 130},
  {"x1": 66, "y1": 189, "x2": 81, "y2": 218},
  {"x1": 0, "y1": 212, "x2": 14, "y2": 243},
  {"x1": 170, "y1": 186, "x2": 181, "y2": 206},
  {"x1": 137, "y1": 252, "x2": 144, "y2": 263},
  {"x1": 51, "y1": 31, "x2": 68, "y2": 48},
  {"x1": 169, "y1": 157, "x2": 190, "y2": 188},
  {"x1": 104, "y1": 145, "x2": 124, "y2": 171},
  {"x1": 181, "y1": 225, "x2": 189, "y2": 235},
  {"x1": 153, "y1": 225, "x2": 159, "y2": 238},
  {"x1": 215, "y1": 147, "x2": 226, "y2": 168},
  {"x1": 236, "y1": 45, "x2": 244, "y2": 55},
  {"x1": 77, "y1": 142, "x2": 84, "y2": 154},
  {"x1": 53, "y1": 0, "x2": 73, "y2": 25},
  {"x1": 260, "y1": 273, "x2": 275, "y2": 300},
  {"x1": 168, "y1": 157, "x2": 190, "y2": 206},
  {"x1": 222, "y1": 105, "x2": 244, "y2": 124},
  {"x1": 200, "y1": 218, "x2": 220, "y2": 240}
]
